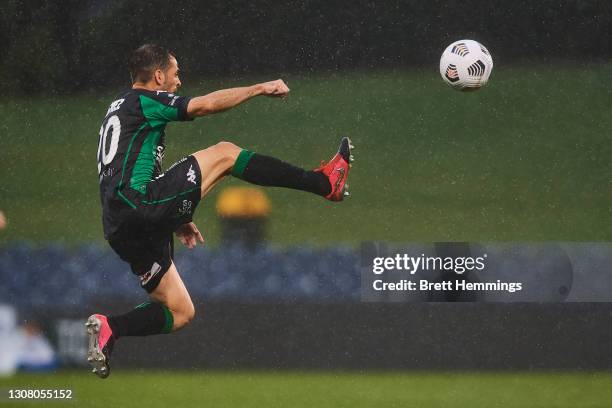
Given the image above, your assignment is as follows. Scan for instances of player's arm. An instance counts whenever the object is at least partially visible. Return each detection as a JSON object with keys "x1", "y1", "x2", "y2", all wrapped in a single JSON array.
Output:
[{"x1": 186, "y1": 79, "x2": 290, "y2": 117}]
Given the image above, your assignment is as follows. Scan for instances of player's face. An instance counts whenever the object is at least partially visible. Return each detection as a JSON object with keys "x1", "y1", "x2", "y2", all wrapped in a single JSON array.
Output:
[{"x1": 161, "y1": 56, "x2": 182, "y2": 93}]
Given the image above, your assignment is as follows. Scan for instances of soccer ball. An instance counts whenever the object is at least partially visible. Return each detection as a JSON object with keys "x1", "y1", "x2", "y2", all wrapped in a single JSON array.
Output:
[{"x1": 439, "y1": 40, "x2": 493, "y2": 91}]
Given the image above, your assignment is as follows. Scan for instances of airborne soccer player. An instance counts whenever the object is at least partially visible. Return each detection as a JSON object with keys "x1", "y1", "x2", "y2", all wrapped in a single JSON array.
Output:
[{"x1": 87, "y1": 44, "x2": 354, "y2": 378}]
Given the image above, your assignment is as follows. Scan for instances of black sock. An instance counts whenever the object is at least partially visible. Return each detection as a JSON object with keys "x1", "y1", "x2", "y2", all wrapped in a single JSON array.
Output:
[
  {"x1": 107, "y1": 301, "x2": 174, "y2": 339},
  {"x1": 232, "y1": 150, "x2": 331, "y2": 197}
]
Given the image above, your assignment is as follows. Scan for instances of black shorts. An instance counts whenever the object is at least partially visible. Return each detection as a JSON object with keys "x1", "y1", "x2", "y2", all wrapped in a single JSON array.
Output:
[{"x1": 107, "y1": 155, "x2": 202, "y2": 293}]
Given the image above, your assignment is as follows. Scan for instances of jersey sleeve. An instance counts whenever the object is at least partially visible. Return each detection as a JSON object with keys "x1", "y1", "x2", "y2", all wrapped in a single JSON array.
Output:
[{"x1": 139, "y1": 91, "x2": 193, "y2": 127}]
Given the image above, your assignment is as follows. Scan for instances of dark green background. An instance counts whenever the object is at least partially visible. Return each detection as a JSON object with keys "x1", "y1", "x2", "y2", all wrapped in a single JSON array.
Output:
[
  {"x1": 2, "y1": 66, "x2": 610, "y2": 245},
  {"x1": 1, "y1": 1, "x2": 610, "y2": 245},
  {"x1": 2, "y1": 0, "x2": 612, "y2": 94}
]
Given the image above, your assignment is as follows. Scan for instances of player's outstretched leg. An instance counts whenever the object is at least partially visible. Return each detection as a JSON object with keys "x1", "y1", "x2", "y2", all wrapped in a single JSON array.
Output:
[{"x1": 192, "y1": 137, "x2": 354, "y2": 201}]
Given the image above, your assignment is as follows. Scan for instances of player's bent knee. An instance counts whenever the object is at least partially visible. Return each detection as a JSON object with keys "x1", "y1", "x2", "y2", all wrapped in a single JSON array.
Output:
[
  {"x1": 184, "y1": 301, "x2": 196, "y2": 324},
  {"x1": 192, "y1": 141, "x2": 243, "y2": 178},
  {"x1": 214, "y1": 141, "x2": 242, "y2": 161},
  {"x1": 172, "y1": 300, "x2": 196, "y2": 330}
]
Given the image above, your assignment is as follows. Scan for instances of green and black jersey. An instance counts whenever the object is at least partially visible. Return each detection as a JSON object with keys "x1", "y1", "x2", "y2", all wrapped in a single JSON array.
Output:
[{"x1": 97, "y1": 89, "x2": 192, "y2": 237}]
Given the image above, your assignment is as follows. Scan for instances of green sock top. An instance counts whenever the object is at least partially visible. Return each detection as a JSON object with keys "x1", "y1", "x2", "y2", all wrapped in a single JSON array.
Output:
[{"x1": 232, "y1": 149, "x2": 255, "y2": 178}]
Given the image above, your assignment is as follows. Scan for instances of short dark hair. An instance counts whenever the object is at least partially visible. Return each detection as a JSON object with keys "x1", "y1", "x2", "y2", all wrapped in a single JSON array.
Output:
[{"x1": 129, "y1": 44, "x2": 175, "y2": 83}]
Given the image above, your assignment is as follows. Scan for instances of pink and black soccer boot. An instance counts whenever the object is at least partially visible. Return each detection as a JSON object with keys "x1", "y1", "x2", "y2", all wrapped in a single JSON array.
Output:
[
  {"x1": 314, "y1": 136, "x2": 354, "y2": 201},
  {"x1": 85, "y1": 314, "x2": 115, "y2": 379}
]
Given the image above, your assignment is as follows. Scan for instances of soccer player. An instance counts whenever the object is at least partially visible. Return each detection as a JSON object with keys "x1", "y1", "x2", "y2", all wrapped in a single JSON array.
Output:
[{"x1": 86, "y1": 44, "x2": 354, "y2": 378}]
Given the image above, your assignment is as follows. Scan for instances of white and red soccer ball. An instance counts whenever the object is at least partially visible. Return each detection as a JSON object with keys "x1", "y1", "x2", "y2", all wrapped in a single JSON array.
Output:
[{"x1": 439, "y1": 39, "x2": 493, "y2": 91}]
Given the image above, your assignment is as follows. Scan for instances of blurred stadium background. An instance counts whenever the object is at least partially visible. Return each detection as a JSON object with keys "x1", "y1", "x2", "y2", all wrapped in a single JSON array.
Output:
[{"x1": 1, "y1": 0, "x2": 612, "y2": 406}]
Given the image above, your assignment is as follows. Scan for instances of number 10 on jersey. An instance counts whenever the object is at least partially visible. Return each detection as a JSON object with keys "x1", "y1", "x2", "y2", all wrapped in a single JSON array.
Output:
[{"x1": 97, "y1": 114, "x2": 121, "y2": 174}]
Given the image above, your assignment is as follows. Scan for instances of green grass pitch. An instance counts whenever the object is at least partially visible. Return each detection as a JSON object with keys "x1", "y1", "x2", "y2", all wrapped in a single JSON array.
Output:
[
  {"x1": 1, "y1": 65, "x2": 611, "y2": 245},
  {"x1": 1, "y1": 370, "x2": 611, "y2": 407}
]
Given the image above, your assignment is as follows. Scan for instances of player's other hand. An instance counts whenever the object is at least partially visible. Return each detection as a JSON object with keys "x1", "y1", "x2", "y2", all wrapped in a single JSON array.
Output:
[
  {"x1": 259, "y1": 79, "x2": 290, "y2": 98},
  {"x1": 175, "y1": 222, "x2": 204, "y2": 249}
]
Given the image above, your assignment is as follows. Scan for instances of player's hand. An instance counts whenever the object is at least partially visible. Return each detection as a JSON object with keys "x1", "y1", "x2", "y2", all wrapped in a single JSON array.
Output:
[
  {"x1": 259, "y1": 79, "x2": 290, "y2": 98},
  {"x1": 175, "y1": 222, "x2": 204, "y2": 249}
]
